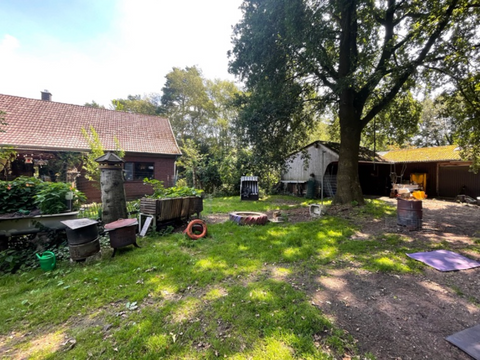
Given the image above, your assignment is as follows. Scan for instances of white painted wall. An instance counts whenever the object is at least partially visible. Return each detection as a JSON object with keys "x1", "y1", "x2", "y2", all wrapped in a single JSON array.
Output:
[{"x1": 281, "y1": 142, "x2": 338, "y2": 182}]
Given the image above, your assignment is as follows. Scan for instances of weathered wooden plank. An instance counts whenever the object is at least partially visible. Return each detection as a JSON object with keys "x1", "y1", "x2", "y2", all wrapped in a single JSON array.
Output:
[{"x1": 141, "y1": 196, "x2": 203, "y2": 221}]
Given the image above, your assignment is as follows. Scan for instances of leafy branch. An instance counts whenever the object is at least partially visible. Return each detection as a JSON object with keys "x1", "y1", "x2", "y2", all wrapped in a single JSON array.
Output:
[{"x1": 81, "y1": 126, "x2": 125, "y2": 184}]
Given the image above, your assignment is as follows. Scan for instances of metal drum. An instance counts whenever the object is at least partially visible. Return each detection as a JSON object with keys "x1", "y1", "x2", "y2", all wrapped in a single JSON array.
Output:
[
  {"x1": 104, "y1": 218, "x2": 139, "y2": 257},
  {"x1": 68, "y1": 239, "x2": 101, "y2": 261},
  {"x1": 61, "y1": 219, "x2": 100, "y2": 260},
  {"x1": 397, "y1": 199, "x2": 422, "y2": 230}
]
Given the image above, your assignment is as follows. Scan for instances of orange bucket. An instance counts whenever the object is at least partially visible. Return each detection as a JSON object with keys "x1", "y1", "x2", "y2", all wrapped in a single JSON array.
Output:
[{"x1": 412, "y1": 191, "x2": 427, "y2": 200}]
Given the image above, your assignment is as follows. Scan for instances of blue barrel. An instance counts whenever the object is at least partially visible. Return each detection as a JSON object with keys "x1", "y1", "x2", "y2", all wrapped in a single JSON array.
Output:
[{"x1": 397, "y1": 199, "x2": 422, "y2": 230}]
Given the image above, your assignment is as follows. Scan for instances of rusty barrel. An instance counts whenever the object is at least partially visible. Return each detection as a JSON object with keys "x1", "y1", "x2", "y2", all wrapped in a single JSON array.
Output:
[
  {"x1": 68, "y1": 239, "x2": 101, "y2": 261},
  {"x1": 397, "y1": 198, "x2": 422, "y2": 230},
  {"x1": 104, "y1": 218, "x2": 138, "y2": 248}
]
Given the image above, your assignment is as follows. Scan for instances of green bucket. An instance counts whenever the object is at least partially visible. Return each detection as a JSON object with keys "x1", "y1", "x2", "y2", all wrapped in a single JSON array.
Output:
[{"x1": 36, "y1": 251, "x2": 56, "y2": 271}]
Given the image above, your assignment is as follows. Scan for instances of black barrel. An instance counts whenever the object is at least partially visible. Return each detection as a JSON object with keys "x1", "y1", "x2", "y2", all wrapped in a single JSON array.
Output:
[
  {"x1": 68, "y1": 239, "x2": 101, "y2": 261},
  {"x1": 61, "y1": 219, "x2": 100, "y2": 260},
  {"x1": 397, "y1": 198, "x2": 422, "y2": 230},
  {"x1": 62, "y1": 219, "x2": 99, "y2": 245}
]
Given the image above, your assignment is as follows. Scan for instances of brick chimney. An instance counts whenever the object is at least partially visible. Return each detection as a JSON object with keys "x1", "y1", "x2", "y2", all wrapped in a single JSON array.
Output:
[{"x1": 41, "y1": 90, "x2": 52, "y2": 101}]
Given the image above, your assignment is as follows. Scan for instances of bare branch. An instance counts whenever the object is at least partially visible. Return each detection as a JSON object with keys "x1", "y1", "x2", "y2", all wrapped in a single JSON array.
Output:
[
  {"x1": 361, "y1": 0, "x2": 460, "y2": 127},
  {"x1": 311, "y1": 67, "x2": 337, "y2": 91},
  {"x1": 359, "y1": 0, "x2": 396, "y2": 104}
]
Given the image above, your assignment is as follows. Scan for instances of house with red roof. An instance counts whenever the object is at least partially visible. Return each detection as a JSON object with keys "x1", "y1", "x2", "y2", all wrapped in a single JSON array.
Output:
[{"x1": 0, "y1": 91, "x2": 182, "y2": 202}]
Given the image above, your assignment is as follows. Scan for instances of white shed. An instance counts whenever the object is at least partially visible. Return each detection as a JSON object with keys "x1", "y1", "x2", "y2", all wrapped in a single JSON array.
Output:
[
  {"x1": 281, "y1": 141, "x2": 339, "y2": 197},
  {"x1": 281, "y1": 141, "x2": 390, "y2": 197}
]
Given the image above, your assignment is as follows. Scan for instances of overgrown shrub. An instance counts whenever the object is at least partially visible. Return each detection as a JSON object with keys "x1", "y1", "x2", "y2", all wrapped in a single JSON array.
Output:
[
  {"x1": 0, "y1": 176, "x2": 43, "y2": 213},
  {"x1": 34, "y1": 182, "x2": 86, "y2": 214},
  {"x1": 143, "y1": 178, "x2": 203, "y2": 199},
  {"x1": 0, "y1": 176, "x2": 86, "y2": 214}
]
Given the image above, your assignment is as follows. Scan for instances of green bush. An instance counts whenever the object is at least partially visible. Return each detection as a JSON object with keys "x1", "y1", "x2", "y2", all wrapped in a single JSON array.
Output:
[
  {"x1": 34, "y1": 182, "x2": 86, "y2": 214},
  {"x1": 0, "y1": 176, "x2": 43, "y2": 213},
  {"x1": 0, "y1": 176, "x2": 86, "y2": 215},
  {"x1": 143, "y1": 178, "x2": 203, "y2": 198}
]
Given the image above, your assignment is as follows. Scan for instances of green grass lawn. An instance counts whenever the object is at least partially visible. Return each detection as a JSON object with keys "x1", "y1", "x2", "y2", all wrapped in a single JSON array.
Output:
[
  {"x1": 0, "y1": 196, "x2": 427, "y2": 359},
  {"x1": 202, "y1": 194, "x2": 321, "y2": 214}
]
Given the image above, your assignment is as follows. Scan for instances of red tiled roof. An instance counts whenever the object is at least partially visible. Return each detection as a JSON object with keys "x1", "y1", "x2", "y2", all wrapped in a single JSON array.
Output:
[{"x1": 0, "y1": 94, "x2": 181, "y2": 156}]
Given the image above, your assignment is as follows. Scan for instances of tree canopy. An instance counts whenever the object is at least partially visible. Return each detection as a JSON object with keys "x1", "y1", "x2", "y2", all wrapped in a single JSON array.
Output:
[
  {"x1": 229, "y1": 0, "x2": 480, "y2": 204},
  {"x1": 442, "y1": 73, "x2": 480, "y2": 171},
  {"x1": 84, "y1": 101, "x2": 105, "y2": 109},
  {"x1": 160, "y1": 66, "x2": 214, "y2": 142},
  {"x1": 110, "y1": 94, "x2": 160, "y2": 115},
  {"x1": 411, "y1": 96, "x2": 454, "y2": 148},
  {"x1": 160, "y1": 66, "x2": 251, "y2": 193}
]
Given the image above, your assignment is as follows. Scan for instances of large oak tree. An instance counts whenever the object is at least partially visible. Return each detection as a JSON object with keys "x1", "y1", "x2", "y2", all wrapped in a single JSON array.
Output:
[{"x1": 229, "y1": 0, "x2": 479, "y2": 204}]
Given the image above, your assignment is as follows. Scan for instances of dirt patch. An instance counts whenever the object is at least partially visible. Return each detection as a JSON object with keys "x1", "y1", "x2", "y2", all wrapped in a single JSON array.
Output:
[
  {"x1": 306, "y1": 198, "x2": 480, "y2": 359},
  {"x1": 306, "y1": 268, "x2": 479, "y2": 360},
  {"x1": 199, "y1": 198, "x2": 480, "y2": 359}
]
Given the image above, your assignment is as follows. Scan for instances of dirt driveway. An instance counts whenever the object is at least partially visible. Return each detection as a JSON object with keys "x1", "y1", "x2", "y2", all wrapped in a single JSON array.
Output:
[
  {"x1": 207, "y1": 198, "x2": 480, "y2": 359},
  {"x1": 313, "y1": 198, "x2": 480, "y2": 360}
]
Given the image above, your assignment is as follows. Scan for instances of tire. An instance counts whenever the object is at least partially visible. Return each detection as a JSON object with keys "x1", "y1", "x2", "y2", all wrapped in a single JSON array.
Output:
[
  {"x1": 185, "y1": 219, "x2": 207, "y2": 240},
  {"x1": 229, "y1": 212, "x2": 268, "y2": 225}
]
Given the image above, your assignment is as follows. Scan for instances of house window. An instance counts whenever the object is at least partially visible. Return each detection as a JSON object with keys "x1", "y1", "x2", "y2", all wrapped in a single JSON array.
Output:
[{"x1": 124, "y1": 162, "x2": 154, "y2": 181}]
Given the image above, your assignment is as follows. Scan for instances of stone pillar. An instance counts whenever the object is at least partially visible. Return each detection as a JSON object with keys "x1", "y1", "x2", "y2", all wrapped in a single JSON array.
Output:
[{"x1": 95, "y1": 153, "x2": 127, "y2": 224}]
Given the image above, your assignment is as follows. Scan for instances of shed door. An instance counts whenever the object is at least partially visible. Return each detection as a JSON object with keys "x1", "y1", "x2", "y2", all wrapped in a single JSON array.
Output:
[{"x1": 439, "y1": 165, "x2": 480, "y2": 198}]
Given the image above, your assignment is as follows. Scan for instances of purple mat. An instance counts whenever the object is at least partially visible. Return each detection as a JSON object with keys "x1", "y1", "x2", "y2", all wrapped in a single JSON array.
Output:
[
  {"x1": 406, "y1": 250, "x2": 480, "y2": 272},
  {"x1": 446, "y1": 324, "x2": 480, "y2": 360}
]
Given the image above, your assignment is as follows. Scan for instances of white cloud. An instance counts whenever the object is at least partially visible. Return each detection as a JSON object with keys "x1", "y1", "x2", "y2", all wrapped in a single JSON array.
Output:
[
  {"x1": 0, "y1": 34, "x2": 20, "y2": 53},
  {"x1": 0, "y1": 0, "x2": 243, "y2": 107}
]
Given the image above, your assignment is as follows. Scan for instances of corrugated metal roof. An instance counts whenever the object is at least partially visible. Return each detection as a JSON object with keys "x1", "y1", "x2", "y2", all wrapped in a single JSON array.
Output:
[
  {"x1": 292, "y1": 141, "x2": 390, "y2": 163},
  {"x1": 0, "y1": 94, "x2": 182, "y2": 156},
  {"x1": 383, "y1": 145, "x2": 461, "y2": 163}
]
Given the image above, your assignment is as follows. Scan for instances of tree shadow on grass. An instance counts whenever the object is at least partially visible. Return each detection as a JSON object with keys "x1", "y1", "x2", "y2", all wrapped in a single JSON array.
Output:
[{"x1": 2, "y1": 200, "x2": 480, "y2": 359}]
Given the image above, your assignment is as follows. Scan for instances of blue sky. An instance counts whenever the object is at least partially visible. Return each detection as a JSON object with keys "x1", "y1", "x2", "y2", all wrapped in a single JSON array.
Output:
[{"x1": 0, "y1": 0, "x2": 243, "y2": 107}]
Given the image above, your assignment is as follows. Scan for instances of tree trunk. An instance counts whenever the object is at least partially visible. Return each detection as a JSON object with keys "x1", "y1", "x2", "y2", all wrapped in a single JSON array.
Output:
[
  {"x1": 334, "y1": 103, "x2": 364, "y2": 205},
  {"x1": 192, "y1": 166, "x2": 197, "y2": 188},
  {"x1": 334, "y1": 0, "x2": 364, "y2": 205},
  {"x1": 100, "y1": 168, "x2": 127, "y2": 224}
]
